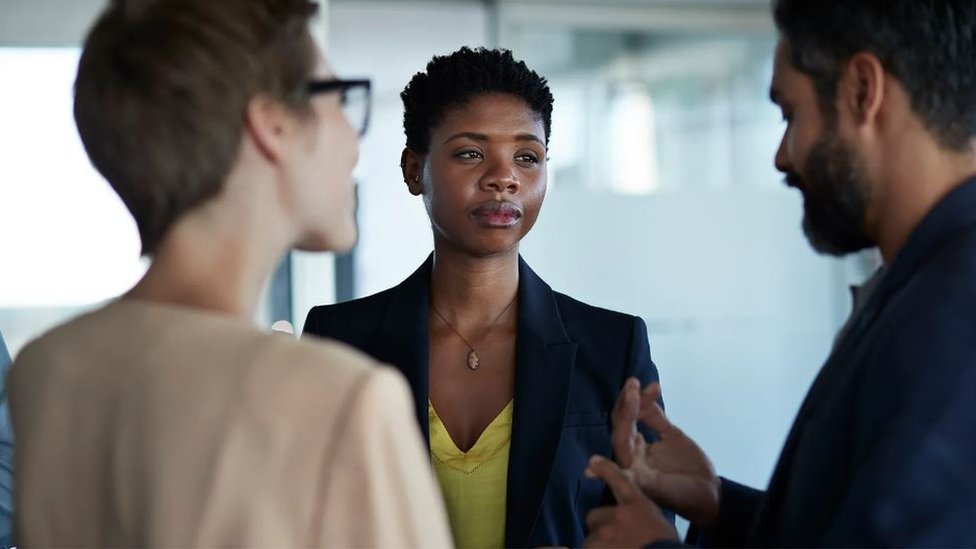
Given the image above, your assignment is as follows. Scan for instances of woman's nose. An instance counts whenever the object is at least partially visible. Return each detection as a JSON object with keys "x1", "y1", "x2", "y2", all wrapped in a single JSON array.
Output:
[{"x1": 479, "y1": 160, "x2": 520, "y2": 193}]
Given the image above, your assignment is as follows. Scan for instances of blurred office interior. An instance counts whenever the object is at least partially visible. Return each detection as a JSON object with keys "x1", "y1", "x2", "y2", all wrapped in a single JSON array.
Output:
[{"x1": 0, "y1": 0, "x2": 879, "y2": 518}]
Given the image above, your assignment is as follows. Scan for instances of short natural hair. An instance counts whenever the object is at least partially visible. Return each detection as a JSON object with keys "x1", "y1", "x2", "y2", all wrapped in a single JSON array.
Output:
[
  {"x1": 773, "y1": 0, "x2": 976, "y2": 150},
  {"x1": 74, "y1": 0, "x2": 320, "y2": 255},
  {"x1": 400, "y1": 47, "x2": 554, "y2": 155}
]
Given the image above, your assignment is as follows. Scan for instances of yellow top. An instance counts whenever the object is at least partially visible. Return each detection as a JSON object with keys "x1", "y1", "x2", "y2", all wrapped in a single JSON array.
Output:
[{"x1": 429, "y1": 399, "x2": 513, "y2": 549}]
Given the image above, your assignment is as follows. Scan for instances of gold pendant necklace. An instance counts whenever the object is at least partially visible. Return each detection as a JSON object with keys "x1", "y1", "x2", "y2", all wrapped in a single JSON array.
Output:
[{"x1": 430, "y1": 294, "x2": 517, "y2": 371}]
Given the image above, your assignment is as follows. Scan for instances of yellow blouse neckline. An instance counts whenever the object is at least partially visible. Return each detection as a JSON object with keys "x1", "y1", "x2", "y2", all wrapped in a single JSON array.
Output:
[{"x1": 429, "y1": 400, "x2": 513, "y2": 473}]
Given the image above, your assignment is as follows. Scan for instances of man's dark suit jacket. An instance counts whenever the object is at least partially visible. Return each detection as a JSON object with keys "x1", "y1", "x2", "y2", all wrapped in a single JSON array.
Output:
[
  {"x1": 698, "y1": 176, "x2": 976, "y2": 547},
  {"x1": 303, "y1": 255, "x2": 661, "y2": 548}
]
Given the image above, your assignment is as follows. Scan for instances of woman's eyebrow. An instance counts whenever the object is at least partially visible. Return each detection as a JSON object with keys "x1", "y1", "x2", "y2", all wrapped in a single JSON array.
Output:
[{"x1": 443, "y1": 132, "x2": 544, "y2": 145}]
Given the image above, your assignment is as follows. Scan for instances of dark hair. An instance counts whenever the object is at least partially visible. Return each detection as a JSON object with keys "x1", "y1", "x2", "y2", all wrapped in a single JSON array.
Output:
[
  {"x1": 400, "y1": 47, "x2": 554, "y2": 154},
  {"x1": 773, "y1": 0, "x2": 976, "y2": 150},
  {"x1": 74, "y1": 0, "x2": 320, "y2": 255}
]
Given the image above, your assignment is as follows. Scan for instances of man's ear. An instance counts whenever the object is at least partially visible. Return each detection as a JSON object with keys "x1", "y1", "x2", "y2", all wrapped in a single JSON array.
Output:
[
  {"x1": 400, "y1": 148, "x2": 424, "y2": 196},
  {"x1": 244, "y1": 95, "x2": 296, "y2": 163},
  {"x1": 839, "y1": 52, "x2": 886, "y2": 127}
]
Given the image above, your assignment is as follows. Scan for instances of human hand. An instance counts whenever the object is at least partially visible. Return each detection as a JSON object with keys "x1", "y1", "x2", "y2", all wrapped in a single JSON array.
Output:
[
  {"x1": 610, "y1": 378, "x2": 721, "y2": 526},
  {"x1": 584, "y1": 455, "x2": 678, "y2": 548}
]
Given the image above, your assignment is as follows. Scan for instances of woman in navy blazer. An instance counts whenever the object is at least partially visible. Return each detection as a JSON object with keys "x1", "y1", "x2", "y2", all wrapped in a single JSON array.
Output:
[{"x1": 303, "y1": 47, "x2": 664, "y2": 548}]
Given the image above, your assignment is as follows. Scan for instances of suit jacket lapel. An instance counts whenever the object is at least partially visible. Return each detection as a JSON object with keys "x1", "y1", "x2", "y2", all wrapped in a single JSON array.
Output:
[
  {"x1": 506, "y1": 257, "x2": 578, "y2": 548},
  {"x1": 753, "y1": 277, "x2": 888, "y2": 543},
  {"x1": 373, "y1": 255, "x2": 433, "y2": 443}
]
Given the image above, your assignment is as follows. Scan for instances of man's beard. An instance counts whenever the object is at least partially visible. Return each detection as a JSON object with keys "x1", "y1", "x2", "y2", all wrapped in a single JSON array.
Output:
[{"x1": 788, "y1": 129, "x2": 874, "y2": 256}]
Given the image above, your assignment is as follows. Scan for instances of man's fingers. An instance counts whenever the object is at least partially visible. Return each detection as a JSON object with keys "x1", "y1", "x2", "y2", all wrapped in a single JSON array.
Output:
[
  {"x1": 611, "y1": 378, "x2": 640, "y2": 467},
  {"x1": 583, "y1": 526, "x2": 612, "y2": 549},
  {"x1": 632, "y1": 466, "x2": 667, "y2": 501},
  {"x1": 586, "y1": 455, "x2": 640, "y2": 504},
  {"x1": 585, "y1": 505, "x2": 616, "y2": 530},
  {"x1": 611, "y1": 377, "x2": 640, "y2": 427},
  {"x1": 638, "y1": 389, "x2": 672, "y2": 434},
  {"x1": 642, "y1": 382, "x2": 662, "y2": 403}
]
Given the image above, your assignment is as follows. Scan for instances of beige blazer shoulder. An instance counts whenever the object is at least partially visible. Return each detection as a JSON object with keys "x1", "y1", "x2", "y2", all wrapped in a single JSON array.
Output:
[{"x1": 9, "y1": 301, "x2": 452, "y2": 548}]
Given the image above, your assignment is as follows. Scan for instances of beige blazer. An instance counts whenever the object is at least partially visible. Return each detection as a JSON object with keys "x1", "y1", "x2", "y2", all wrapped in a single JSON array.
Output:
[{"x1": 8, "y1": 299, "x2": 452, "y2": 548}]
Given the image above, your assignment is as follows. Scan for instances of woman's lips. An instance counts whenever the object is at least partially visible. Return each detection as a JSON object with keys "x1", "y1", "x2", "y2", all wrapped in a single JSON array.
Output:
[{"x1": 470, "y1": 201, "x2": 523, "y2": 228}]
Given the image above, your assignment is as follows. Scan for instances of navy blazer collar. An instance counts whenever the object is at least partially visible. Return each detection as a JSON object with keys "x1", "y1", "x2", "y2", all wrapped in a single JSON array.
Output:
[
  {"x1": 875, "y1": 175, "x2": 976, "y2": 306},
  {"x1": 823, "y1": 175, "x2": 976, "y2": 363},
  {"x1": 373, "y1": 252, "x2": 578, "y2": 547}
]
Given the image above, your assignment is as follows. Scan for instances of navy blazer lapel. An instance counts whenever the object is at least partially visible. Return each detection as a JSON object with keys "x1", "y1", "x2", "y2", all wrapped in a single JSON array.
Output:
[
  {"x1": 872, "y1": 176, "x2": 976, "y2": 307},
  {"x1": 506, "y1": 257, "x2": 578, "y2": 548},
  {"x1": 374, "y1": 255, "x2": 433, "y2": 443}
]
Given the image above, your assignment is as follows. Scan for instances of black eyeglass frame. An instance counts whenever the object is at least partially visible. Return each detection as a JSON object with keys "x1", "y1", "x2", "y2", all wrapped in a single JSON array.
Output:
[{"x1": 307, "y1": 78, "x2": 372, "y2": 136}]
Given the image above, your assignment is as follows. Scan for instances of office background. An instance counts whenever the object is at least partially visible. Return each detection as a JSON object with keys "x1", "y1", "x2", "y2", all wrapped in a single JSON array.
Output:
[{"x1": 0, "y1": 0, "x2": 878, "y2": 527}]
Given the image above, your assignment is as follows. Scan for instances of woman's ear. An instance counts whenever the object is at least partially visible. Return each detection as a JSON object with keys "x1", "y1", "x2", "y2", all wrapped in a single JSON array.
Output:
[
  {"x1": 400, "y1": 148, "x2": 424, "y2": 196},
  {"x1": 244, "y1": 94, "x2": 297, "y2": 163}
]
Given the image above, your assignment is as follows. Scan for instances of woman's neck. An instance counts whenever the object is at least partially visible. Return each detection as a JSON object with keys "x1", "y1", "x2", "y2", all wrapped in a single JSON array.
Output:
[
  {"x1": 126, "y1": 176, "x2": 295, "y2": 320},
  {"x1": 429, "y1": 243, "x2": 520, "y2": 325}
]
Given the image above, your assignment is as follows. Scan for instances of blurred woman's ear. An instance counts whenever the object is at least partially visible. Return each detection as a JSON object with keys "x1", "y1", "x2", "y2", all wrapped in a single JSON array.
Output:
[
  {"x1": 400, "y1": 148, "x2": 424, "y2": 196},
  {"x1": 244, "y1": 94, "x2": 302, "y2": 164}
]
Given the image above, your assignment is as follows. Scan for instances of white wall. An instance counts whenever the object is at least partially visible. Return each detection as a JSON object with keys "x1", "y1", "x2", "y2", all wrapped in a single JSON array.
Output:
[
  {"x1": 519, "y1": 188, "x2": 840, "y2": 487},
  {"x1": 0, "y1": 0, "x2": 107, "y2": 47},
  {"x1": 0, "y1": 47, "x2": 145, "y2": 354}
]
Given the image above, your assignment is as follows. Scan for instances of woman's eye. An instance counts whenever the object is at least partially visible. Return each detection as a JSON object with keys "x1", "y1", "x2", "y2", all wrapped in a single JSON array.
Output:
[
  {"x1": 516, "y1": 153, "x2": 539, "y2": 164},
  {"x1": 455, "y1": 150, "x2": 482, "y2": 160}
]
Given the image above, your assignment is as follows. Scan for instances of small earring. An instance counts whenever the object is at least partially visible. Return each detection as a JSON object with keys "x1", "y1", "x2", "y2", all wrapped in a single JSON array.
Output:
[{"x1": 413, "y1": 176, "x2": 420, "y2": 182}]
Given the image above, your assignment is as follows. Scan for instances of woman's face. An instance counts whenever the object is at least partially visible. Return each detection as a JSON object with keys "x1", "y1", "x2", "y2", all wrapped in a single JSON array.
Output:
[
  {"x1": 291, "y1": 53, "x2": 359, "y2": 253},
  {"x1": 406, "y1": 92, "x2": 547, "y2": 257}
]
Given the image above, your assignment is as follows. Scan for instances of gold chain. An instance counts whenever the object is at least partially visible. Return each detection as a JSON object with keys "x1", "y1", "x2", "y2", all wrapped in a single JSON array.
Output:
[{"x1": 430, "y1": 293, "x2": 517, "y2": 369}]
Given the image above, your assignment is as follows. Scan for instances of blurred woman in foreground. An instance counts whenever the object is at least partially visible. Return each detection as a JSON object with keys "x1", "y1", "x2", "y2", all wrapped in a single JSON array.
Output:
[{"x1": 8, "y1": 1, "x2": 450, "y2": 546}]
